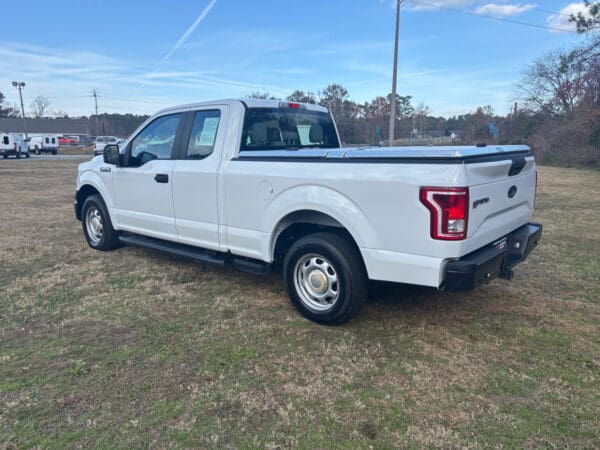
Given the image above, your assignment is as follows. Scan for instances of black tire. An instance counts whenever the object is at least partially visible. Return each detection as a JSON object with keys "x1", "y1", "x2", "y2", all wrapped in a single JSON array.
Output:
[
  {"x1": 81, "y1": 194, "x2": 120, "y2": 251},
  {"x1": 51, "y1": 149, "x2": 57, "y2": 155},
  {"x1": 25, "y1": 152, "x2": 30, "y2": 158},
  {"x1": 283, "y1": 232, "x2": 368, "y2": 325},
  {"x1": 34, "y1": 147, "x2": 40, "y2": 155},
  {"x1": 2, "y1": 154, "x2": 7, "y2": 159}
]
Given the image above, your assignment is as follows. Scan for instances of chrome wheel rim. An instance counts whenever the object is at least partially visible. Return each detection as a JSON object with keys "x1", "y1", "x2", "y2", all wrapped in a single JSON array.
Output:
[
  {"x1": 85, "y1": 206, "x2": 104, "y2": 245},
  {"x1": 293, "y1": 254, "x2": 340, "y2": 312}
]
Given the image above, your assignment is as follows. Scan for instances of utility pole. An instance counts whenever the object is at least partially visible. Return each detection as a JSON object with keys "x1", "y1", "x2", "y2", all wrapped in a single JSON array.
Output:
[
  {"x1": 12, "y1": 81, "x2": 27, "y2": 138},
  {"x1": 92, "y1": 90, "x2": 99, "y2": 135},
  {"x1": 388, "y1": 0, "x2": 402, "y2": 147}
]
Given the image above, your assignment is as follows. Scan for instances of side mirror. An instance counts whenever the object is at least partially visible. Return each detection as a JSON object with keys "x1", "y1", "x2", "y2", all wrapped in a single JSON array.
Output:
[{"x1": 103, "y1": 144, "x2": 121, "y2": 165}]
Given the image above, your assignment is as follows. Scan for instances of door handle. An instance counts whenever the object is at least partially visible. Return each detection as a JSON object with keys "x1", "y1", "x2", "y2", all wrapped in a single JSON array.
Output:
[{"x1": 154, "y1": 174, "x2": 169, "y2": 183}]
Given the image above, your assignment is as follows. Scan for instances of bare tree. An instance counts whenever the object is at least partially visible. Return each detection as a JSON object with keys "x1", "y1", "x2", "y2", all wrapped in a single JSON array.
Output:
[
  {"x1": 287, "y1": 90, "x2": 316, "y2": 104},
  {"x1": 574, "y1": 35, "x2": 600, "y2": 108},
  {"x1": 247, "y1": 92, "x2": 277, "y2": 100},
  {"x1": 30, "y1": 95, "x2": 51, "y2": 118},
  {"x1": 413, "y1": 102, "x2": 432, "y2": 136},
  {"x1": 518, "y1": 49, "x2": 587, "y2": 114},
  {"x1": 0, "y1": 91, "x2": 19, "y2": 117}
]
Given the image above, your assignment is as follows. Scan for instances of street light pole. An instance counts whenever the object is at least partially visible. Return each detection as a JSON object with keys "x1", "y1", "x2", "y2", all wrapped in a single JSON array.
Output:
[
  {"x1": 388, "y1": 0, "x2": 402, "y2": 147},
  {"x1": 12, "y1": 81, "x2": 27, "y2": 139}
]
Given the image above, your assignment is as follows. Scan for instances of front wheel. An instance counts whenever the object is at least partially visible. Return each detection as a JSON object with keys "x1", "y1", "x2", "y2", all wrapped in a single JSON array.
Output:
[
  {"x1": 34, "y1": 147, "x2": 40, "y2": 155},
  {"x1": 283, "y1": 232, "x2": 368, "y2": 325},
  {"x1": 82, "y1": 195, "x2": 120, "y2": 251}
]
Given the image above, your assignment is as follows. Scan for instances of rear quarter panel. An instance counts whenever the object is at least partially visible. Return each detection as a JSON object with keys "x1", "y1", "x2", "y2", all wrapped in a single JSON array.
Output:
[{"x1": 221, "y1": 159, "x2": 471, "y2": 261}]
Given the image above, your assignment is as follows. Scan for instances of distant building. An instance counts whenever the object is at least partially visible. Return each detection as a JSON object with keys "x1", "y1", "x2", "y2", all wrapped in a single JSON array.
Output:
[{"x1": 0, "y1": 117, "x2": 89, "y2": 138}]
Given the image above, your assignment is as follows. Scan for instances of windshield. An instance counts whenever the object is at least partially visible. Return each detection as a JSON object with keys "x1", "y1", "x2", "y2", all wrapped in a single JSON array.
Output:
[{"x1": 241, "y1": 107, "x2": 339, "y2": 151}]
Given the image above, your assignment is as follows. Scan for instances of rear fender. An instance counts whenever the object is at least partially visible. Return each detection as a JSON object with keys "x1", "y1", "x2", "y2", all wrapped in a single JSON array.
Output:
[{"x1": 262, "y1": 185, "x2": 379, "y2": 261}]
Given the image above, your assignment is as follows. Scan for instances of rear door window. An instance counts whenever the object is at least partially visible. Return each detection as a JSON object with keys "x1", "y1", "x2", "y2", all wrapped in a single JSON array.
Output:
[
  {"x1": 2, "y1": 136, "x2": 8, "y2": 145},
  {"x1": 185, "y1": 110, "x2": 221, "y2": 159}
]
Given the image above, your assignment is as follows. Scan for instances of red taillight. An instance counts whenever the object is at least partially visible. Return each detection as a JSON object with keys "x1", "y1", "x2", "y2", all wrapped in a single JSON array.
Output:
[
  {"x1": 420, "y1": 187, "x2": 469, "y2": 240},
  {"x1": 288, "y1": 102, "x2": 300, "y2": 109}
]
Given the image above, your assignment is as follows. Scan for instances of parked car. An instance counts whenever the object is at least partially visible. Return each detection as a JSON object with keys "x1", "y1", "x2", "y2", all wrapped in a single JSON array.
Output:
[
  {"x1": 82, "y1": 136, "x2": 96, "y2": 146},
  {"x1": 94, "y1": 136, "x2": 118, "y2": 156},
  {"x1": 12, "y1": 133, "x2": 31, "y2": 158},
  {"x1": 75, "y1": 99, "x2": 542, "y2": 325},
  {"x1": 0, "y1": 132, "x2": 27, "y2": 158},
  {"x1": 59, "y1": 136, "x2": 77, "y2": 146},
  {"x1": 23, "y1": 135, "x2": 58, "y2": 155}
]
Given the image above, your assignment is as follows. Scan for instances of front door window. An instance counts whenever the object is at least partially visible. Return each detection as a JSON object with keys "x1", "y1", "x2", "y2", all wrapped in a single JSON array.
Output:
[{"x1": 130, "y1": 114, "x2": 181, "y2": 165}]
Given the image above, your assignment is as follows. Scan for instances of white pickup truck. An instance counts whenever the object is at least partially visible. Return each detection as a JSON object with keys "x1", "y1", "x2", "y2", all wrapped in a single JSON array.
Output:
[{"x1": 75, "y1": 99, "x2": 542, "y2": 324}]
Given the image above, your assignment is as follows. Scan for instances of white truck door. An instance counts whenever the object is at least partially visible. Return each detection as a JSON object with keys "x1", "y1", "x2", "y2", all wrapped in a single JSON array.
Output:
[
  {"x1": 111, "y1": 113, "x2": 183, "y2": 240},
  {"x1": 171, "y1": 106, "x2": 228, "y2": 251}
]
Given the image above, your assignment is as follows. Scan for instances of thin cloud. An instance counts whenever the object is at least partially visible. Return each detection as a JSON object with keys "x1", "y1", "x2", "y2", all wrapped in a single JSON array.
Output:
[
  {"x1": 474, "y1": 3, "x2": 536, "y2": 17},
  {"x1": 163, "y1": 0, "x2": 218, "y2": 61},
  {"x1": 406, "y1": 0, "x2": 473, "y2": 11}
]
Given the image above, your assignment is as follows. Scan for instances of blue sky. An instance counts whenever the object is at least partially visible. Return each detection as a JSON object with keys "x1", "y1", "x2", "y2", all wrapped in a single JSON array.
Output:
[{"x1": 0, "y1": 0, "x2": 589, "y2": 117}]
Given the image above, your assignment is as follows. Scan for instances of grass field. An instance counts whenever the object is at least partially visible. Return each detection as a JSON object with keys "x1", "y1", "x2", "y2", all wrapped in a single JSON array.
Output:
[{"x1": 1, "y1": 160, "x2": 599, "y2": 448}]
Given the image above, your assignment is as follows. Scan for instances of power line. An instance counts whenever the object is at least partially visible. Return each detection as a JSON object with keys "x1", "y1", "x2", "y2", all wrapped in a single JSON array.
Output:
[
  {"x1": 99, "y1": 95, "x2": 173, "y2": 105},
  {"x1": 419, "y1": 2, "x2": 579, "y2": 33},
  {"x1": 45, "y1": 95, "x2": 90, "y2": 99},
  {"x1": 460, "y1": 9, "x2": 578, "y2": 33}
]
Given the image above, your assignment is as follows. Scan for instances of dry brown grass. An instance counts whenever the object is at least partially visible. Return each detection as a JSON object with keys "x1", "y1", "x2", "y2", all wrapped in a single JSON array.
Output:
[{"x1": 0, "y1": 161, "x2": 599, "y2": 448}]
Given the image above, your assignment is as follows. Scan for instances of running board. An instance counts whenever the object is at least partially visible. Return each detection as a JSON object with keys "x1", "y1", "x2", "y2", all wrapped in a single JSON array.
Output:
[
  {"x1": 119, "y1": 234, "x2": 226, "y2": 266},
  {"x1": 118, "y1": 234, "x2": 270, "y2": 274}
]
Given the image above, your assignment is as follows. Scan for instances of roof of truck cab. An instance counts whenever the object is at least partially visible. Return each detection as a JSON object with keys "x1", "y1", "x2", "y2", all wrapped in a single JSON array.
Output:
[{"x1": 154, "y1": 99, "x2": 329, "y2": 116}]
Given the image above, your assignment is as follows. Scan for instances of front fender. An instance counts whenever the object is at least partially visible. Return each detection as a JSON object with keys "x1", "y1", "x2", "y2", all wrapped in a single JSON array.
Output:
[
  {"x1": 262, "y1": 184, "x2": 380, "y2": 259},
  {"x1": 76, "y1": 169, "x2": 116, "y2": 223}
]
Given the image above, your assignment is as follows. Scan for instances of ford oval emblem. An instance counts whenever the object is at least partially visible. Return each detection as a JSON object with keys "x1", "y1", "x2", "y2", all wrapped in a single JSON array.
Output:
[{"x1": 508, "y1": 185, "x2": 518, "y2": 198}]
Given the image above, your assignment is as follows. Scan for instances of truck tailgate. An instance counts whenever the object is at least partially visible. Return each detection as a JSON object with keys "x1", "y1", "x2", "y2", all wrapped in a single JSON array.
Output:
[{"x1": 465, "y1": 156, "x2": 536, "y2": 253}]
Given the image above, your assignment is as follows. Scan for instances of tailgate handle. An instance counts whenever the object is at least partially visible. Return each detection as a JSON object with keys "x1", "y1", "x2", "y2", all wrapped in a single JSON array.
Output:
[{"x1": 508, "y1": 157, "x2": 526, "y2": 176}]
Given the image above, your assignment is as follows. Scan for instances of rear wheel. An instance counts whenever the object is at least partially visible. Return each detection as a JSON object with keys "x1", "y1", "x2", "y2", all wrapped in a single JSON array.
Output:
[
  {"x1": 82, "y1": 195, "x2": 120, "y2": 251},
  {"x1": 51, "y1": 149, "x2": 57, "y2": 155},
  {"x1": 34, "y1": 146, "x2": 40, "y2": 155},
  {"x1": 283, "y1": 232, "x2": 368, "y2": 325}
]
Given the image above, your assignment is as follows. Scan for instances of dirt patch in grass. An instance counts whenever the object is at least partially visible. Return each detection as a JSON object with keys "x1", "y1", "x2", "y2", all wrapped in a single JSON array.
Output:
[{"x1": 0, "y1": 161, "x2": 599, "y2": 448}]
